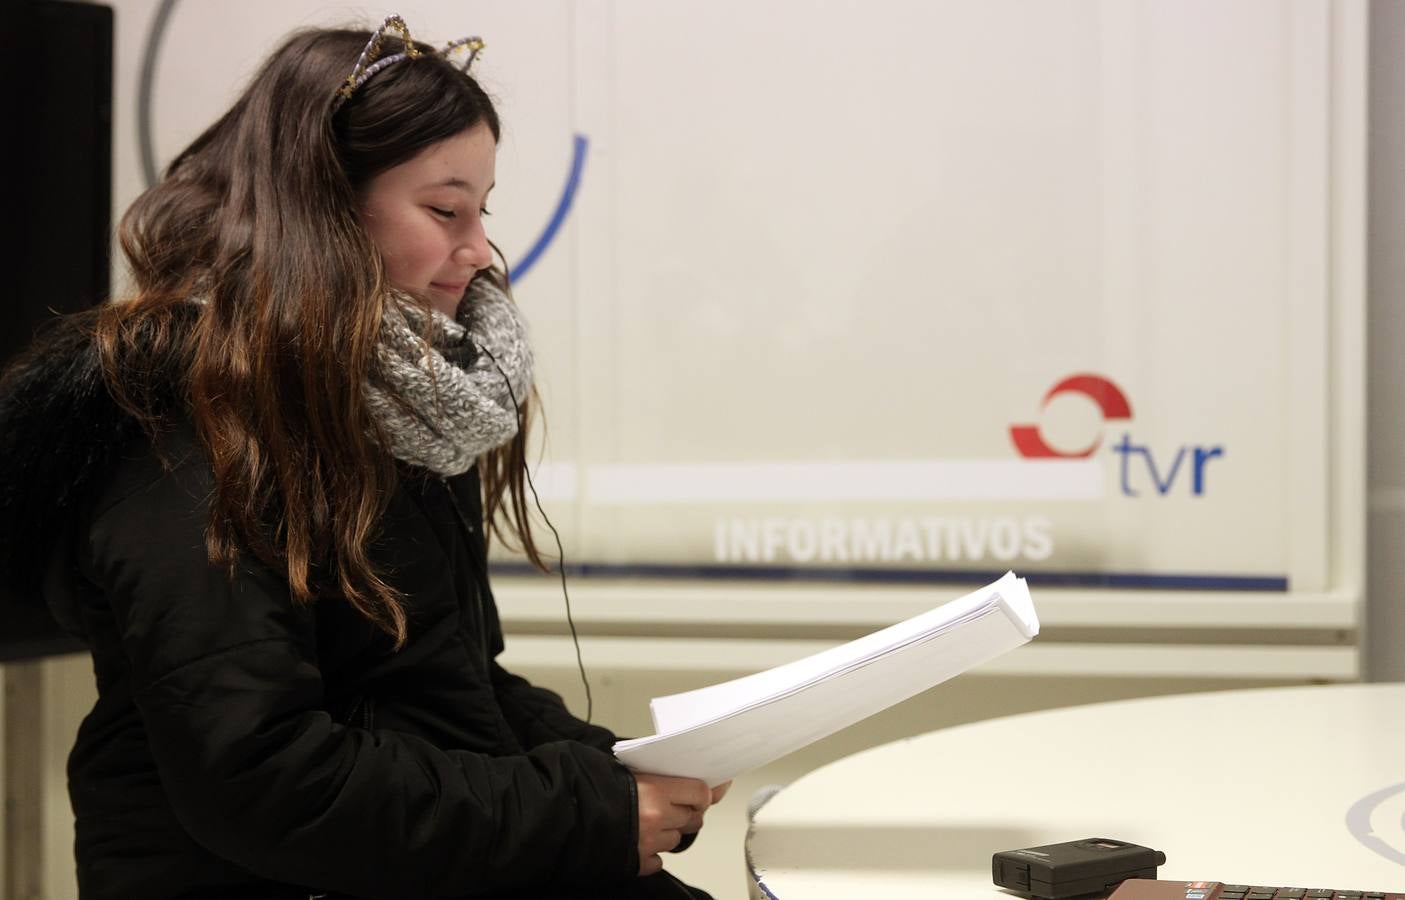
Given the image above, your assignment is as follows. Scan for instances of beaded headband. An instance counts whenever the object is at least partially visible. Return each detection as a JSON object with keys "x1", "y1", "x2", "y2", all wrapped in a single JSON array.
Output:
[{"x1": 331, "y1": 15, "x2": 485, "y2": 113}]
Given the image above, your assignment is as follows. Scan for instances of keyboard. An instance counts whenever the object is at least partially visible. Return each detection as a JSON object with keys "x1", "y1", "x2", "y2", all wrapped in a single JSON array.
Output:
[{"x1": 1108, "y1": 881, "x2": 1405, "y2": 900}]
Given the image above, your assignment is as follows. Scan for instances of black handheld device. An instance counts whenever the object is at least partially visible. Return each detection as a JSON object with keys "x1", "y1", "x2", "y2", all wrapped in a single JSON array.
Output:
[{"x1": 992, "y1": 838, "x2": 1166, "y2": 899}]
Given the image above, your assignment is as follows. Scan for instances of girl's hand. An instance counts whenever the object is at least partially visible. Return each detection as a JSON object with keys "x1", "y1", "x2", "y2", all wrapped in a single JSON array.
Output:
[{"x1": 634, "y1": 773, "x2": 711, "y2": 876}]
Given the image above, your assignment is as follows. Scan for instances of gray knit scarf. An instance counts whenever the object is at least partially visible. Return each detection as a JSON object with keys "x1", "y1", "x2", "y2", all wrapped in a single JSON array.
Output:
[{"x1": 366, "y1": 278, "x2": 533, "y2": 476}]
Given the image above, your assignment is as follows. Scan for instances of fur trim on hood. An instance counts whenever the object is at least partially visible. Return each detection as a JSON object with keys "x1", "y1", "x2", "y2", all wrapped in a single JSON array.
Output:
[{"x1": 0, "y1": 309, "x2": 188, "y2": 601}]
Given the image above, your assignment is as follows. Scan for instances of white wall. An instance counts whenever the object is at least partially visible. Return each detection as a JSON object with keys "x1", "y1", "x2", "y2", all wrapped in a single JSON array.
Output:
[{"x1": 100, "y1": 0, "x2": 1367, "y2": 605}]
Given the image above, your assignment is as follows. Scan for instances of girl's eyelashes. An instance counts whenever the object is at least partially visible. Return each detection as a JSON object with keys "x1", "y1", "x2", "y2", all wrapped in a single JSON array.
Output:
[{"x1": 429, "y1": 206, "x2": 492, "y2": 219}]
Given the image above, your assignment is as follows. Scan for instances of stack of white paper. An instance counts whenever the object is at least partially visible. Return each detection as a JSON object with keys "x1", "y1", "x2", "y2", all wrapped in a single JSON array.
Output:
[{"x1": 613, "y1": 572, "x2": 1038, "y2": 787}]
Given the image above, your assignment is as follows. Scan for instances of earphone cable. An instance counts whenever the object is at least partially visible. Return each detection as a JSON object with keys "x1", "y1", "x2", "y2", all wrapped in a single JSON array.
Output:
[{"x1": 476, "y1": 343, "x2": 593, "y2": 724}]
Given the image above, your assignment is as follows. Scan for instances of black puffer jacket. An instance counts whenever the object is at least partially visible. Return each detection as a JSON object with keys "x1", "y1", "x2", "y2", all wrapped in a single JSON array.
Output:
[{"x1": 0, "y1": 316, "x2": 698, "y2": 900}]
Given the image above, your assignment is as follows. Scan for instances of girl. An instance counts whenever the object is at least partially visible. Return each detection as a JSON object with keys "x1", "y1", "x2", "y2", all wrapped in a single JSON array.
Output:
[{"x1": 0, "y1": 17, "x2": 723, "y2": 900}]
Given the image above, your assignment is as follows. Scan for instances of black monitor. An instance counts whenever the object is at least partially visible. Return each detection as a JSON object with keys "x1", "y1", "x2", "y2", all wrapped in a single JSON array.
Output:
[{"x1": 0, "y1": 1, "x2": 113, "y2": 661}]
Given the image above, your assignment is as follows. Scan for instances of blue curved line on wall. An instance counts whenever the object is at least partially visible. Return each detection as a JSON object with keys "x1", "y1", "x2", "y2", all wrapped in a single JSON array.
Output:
[
  {"x1": 138, "y1": 0, "x2": 179, "y2": 188},
  {"x1": 510, "y1": 134, "x2": 589, "y2": 284}
]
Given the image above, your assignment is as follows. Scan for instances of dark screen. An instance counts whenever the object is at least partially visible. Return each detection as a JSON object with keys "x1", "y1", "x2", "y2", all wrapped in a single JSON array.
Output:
[{"x1": 0, "y1": 1, "x2": 113, "y2": 661}]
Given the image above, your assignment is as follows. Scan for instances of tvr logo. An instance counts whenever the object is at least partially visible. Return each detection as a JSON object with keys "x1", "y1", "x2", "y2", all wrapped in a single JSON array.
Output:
[{"x1": 1009, "y1": 374, "x2": 1225, "y2": 497}]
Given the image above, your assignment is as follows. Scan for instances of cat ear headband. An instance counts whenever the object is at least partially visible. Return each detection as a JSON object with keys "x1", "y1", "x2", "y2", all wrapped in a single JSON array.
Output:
[{"x1": 331, "y1": 15, "x2": 484, "y2": 112}]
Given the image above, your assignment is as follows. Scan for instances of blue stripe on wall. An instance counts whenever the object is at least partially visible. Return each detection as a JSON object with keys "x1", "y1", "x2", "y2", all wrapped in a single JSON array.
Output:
[{"x1": 487, "y1": 562, "x2": 1288, "y2": 592}]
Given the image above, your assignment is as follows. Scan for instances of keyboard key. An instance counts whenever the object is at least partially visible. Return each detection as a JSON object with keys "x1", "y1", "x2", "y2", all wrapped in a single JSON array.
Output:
[{"x1": 1276, "y1": 891, "x2": 1307, "y2": 899}]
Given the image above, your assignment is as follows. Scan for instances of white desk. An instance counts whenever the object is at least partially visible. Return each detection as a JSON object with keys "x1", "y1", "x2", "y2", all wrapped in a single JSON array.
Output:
[{"x1": 746, "y1": 684, "x2": 1405, "y2": 898}]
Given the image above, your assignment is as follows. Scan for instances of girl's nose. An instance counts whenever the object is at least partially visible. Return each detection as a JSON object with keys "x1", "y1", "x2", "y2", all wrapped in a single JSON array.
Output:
[{"x1": 454, "y1": 230, "x2": 492, "y2": 272}]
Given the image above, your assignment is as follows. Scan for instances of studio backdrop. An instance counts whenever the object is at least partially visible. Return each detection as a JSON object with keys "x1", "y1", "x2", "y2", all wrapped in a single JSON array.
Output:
[{"x1": 103, "y1": 0, "x2": 1366, "y2": 670}]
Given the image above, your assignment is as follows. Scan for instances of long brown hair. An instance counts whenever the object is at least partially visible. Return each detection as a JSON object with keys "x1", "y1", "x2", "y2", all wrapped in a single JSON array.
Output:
[{"x1": 96, "y1": 27, "x2": 545, "y2": 647}]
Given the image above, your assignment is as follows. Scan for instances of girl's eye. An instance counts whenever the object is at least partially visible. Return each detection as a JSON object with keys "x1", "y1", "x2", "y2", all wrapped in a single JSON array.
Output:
[
  {"x1": 429, "y1": 206, "x2": 457, "y2": 219},
  {"x1": 480, "y1": 207, "x2": 492, "y2": 217}
]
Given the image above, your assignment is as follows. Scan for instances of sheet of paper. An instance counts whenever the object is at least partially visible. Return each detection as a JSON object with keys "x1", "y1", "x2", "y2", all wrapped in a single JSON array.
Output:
[
  {"x1": 614, "y1": 573, "x2": 1038, "y2": 786},
  {"x1": 646, "y1": 572, "x2": 1020, "y2": 735}
]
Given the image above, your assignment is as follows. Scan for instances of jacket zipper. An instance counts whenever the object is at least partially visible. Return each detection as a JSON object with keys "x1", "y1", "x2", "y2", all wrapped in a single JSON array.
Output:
[
  {"x1": 439, "y1": 476, "x2": 491, "y2": 672},
  {"x1": 342, "y1": 696, "x2": 374, "y2": 731}
]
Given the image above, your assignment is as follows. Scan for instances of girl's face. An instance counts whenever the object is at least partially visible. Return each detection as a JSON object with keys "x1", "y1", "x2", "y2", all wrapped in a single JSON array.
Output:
[{"x1": 359, "y1": 122, "x2": 498, "y2": 317}]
